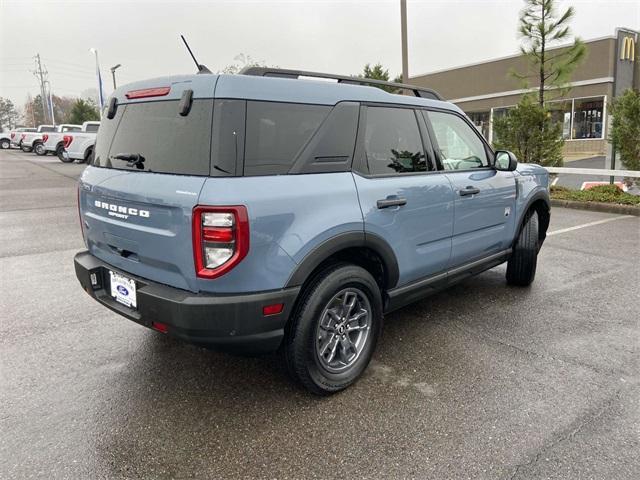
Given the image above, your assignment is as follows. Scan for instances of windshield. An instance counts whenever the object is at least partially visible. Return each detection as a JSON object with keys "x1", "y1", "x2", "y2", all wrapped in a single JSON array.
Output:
[{"x1": 93, "y1": 99, "x2": 213, "y2": 176}]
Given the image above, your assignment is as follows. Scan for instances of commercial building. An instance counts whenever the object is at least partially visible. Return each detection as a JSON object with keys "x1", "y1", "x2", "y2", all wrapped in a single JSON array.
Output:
[{"x1": 410, "y1": 28, "x2": 639, "y2": 158}]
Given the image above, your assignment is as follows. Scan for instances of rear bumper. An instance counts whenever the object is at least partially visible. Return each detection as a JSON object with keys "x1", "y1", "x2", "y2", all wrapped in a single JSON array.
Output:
[{"x1": 74, "y1": 251, "x2": 300, "y2": 354}]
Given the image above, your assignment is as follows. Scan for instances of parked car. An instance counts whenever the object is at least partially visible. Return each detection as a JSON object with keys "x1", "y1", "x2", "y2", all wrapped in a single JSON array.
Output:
[
  {"x1": 42, "y1": 123, "x2": 90, "y2": 160},
  {"x1": 62, "y1": 121, "x2": 100, "y2": 163},
  {"x1": 9, "y1": 127, "x2": 36, "y2": 148},
  {"x1": 20, "y1": 125, "x2": 56, "y2": 153},
  {"x1": 74, "y1": 69, "x2": 550, "y2": 395}
]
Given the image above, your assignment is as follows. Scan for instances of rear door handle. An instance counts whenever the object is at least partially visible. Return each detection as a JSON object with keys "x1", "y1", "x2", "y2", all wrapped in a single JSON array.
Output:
[
  {"x1": 377, "y1": 196, "x2": 407, "y2": 209},
  {"x1": 459, "y1": 186, "x2": 480, "y2": 196}
]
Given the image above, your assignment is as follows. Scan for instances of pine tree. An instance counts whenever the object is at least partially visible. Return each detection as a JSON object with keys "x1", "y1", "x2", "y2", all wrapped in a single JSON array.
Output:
[
  {"x1": 360, "y1": 63, "x2": 402, "y2": 93},
  {"x1": 493, "y1": 95, "x2": 564, "y2": 167},
  {"x1": 67, "y1": 99, "x2": 100, "y2": 125},
  {"x1": 609, "y1": 89, "x2": 640, "y2": 172},
  {"x1": 516, "y1": 0, "x2": 586, "y2": 106}
]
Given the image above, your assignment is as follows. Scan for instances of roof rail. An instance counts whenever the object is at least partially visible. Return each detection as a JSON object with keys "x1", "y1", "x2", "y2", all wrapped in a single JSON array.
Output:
[{"x1": 239, "y1": 67, "x2": 443, "y2": 101}]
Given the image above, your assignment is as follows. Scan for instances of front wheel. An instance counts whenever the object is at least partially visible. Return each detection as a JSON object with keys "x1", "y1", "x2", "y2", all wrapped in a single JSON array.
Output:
[
  {"x1": 0, "y1": 139, "x2": 10, "y2": 149},
  {"x1": 506, "y1": 211, "x2": 539, "y2": 286},
  {"x1": 34, "y1": 142, "x2": 46, "y2": 156},
  {"x1": 284, "y1": 264, "x2": 383, "y2": 395}
]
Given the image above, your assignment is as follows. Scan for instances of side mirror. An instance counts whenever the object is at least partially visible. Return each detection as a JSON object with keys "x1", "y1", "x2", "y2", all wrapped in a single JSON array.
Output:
[{"x1": 494, "y1": 150, "x2": 518, "y2": 171}]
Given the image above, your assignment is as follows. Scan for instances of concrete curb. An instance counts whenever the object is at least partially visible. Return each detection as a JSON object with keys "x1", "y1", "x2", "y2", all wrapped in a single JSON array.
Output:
[{"x1": 551, "y1": 198, "x2": 640, "y2": 216}]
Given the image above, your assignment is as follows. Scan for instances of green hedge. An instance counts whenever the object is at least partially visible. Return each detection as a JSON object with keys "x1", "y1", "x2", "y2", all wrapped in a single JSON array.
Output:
[{"x1": 550, "y1": 185, "x2": 640, "y2": 206}]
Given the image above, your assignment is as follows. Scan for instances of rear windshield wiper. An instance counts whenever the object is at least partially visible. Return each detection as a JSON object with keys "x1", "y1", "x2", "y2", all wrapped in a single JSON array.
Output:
[{"x1": 111, "y1": 153, "x2": 146, "y2": 170}]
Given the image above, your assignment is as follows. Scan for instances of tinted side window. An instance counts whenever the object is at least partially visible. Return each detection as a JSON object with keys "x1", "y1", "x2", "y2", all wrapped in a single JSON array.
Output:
[
  {"x1": 244, "y1": 101, "x2": 330, "y2": 176},
  {"x1": 364, "y1": 107, "x2": 427, "y2": 175},
  {"x1": 211, "y1": 99, "x2": 245, "y2": 176},
  {"x1": 85, "y1": 124, "x2": 100, "y2": 133},
  {"x1": 425, "y1": 111, "x2": 489, "y2": 170}
]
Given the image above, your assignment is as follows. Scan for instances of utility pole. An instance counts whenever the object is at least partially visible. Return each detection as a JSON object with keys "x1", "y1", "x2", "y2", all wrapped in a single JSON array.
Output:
[
  {"x1": 32, "y1": 54, "x2": 50, "y2": 124},
  {"x1": 400, "y1": 0, "x2": 409, "y2": 84}
]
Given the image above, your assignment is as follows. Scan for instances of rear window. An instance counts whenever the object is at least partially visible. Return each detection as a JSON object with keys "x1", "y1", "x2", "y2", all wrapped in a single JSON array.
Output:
[
  {"x1": 93, "y1": 99, "x2": 213, "y2": 175},
  {"x1": 40, "y1": 126, "x2": 56, "y2": 132},
  {"x1": 244, "y1": 101, "x2": 330, "y2": 175},
  {"x1": 85, "y1": 124, "x2": 100, "y2": 133}
]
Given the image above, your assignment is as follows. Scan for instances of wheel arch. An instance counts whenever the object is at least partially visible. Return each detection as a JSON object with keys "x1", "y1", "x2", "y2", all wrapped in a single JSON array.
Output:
[
  {"x1": 515, "y1": 191, "x2": 550, "y2": 248},
  {"x1": 285, "y1": 231, "x2": 399, "y2": 293}
]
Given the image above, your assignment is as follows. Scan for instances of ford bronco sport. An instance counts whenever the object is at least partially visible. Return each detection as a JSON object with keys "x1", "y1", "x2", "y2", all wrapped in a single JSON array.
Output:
[{"x1": 74, "y1": 68, "x2": 550, "y2": 395}]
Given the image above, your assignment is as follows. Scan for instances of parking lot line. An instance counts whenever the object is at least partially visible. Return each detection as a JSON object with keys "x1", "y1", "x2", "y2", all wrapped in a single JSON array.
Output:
[{"x1": 547, "y1": 215, "x2": 633, "y2": 236}]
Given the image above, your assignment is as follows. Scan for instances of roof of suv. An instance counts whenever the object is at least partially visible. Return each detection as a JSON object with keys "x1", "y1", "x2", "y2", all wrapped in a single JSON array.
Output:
[{"x1": 112, "y1": 73, "x2": 461, "y2": 113}]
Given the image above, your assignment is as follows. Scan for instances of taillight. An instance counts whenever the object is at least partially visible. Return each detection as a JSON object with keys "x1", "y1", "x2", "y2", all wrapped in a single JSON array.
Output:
[
  {"x1": 21, "y1": 134, "x2": 26, "y2": 140},
  {"x1": 63, "y1": 135, "x2": 73, "y2": 148},
  {"x1": 77, "y1": 184, "x2": 85, "y2": 241},
  {"x1": 42, "y1": 134, "x2": 49, "y2": 143},
  {"x1": 192, "y1": 206, "x2": 249, "y2": 279},
  {"x1": 125, "y1": 86, "x2": 171, "y2": 99},
  {"x1": 10, "y1": 133, "x2": 15, "y2": 139}
]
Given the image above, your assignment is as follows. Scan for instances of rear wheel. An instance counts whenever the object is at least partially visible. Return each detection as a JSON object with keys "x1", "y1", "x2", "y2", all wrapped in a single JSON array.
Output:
[
  {"x1": 80, "y1": 146, "x2": 94, "y2": 164},
  {"x1": 506, "y1": 211, "x2": 539, "y2": 286},
  {"x1": 284, "y1": 264, "x2": 382, "y2": 395},
  {"x1": 34, "y1": 142, "x2": 46, "y2": 156},
  {"x1": 0, "y1": 139, "x2": 10, "y2": 149},
  {"x1": 57, "y1": 145, "x2": 73, "y2": 163}
]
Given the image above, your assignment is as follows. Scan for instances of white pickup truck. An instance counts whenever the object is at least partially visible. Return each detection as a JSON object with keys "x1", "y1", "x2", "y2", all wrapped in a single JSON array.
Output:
[
  {"x1": 62, "y1": 121, "x2": 100, "y2": 163},
  {"x1": 41, "y1": 124, "x2": 83, "y2": 159},
  {"x1": 20, "y1": 125, "x2": 56, "y2": 153},
  {"x1": 8, "y1": 127, "x2": 36, "y2": 148}
]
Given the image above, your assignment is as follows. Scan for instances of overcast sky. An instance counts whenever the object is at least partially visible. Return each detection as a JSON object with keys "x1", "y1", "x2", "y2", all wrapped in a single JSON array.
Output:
[{"x1": 1, "y1": 0, "x2": 638, "y2": 109}]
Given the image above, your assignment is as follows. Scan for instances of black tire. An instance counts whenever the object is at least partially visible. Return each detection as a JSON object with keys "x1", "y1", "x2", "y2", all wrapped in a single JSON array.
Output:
[
  {"x1": 0, "y1": 139, "x2": 10, "y2": 149},
  {"x1": 506, "y1": 211, "x2": 539, "y2": 286},
  {"x1": 284, "y1": 263, "x2": 383, "y2": 395},
  {"x1": 57, "y1": 145, "x2": 73, "y2": 163},
  {"x1": 34, "y1": 142, "x2": 46, "y2": 156},
  {"x1": 21, "y1": 144, "x2": 32, "y2": 153},
  {"x1": 79, "y1": 146, "x2": 93, "y2": 164}
]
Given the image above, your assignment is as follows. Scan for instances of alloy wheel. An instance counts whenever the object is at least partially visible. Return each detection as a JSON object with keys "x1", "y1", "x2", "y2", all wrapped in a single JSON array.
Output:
[{"x1": 315, "y1": 287, "x2": 371, "y2": 373}]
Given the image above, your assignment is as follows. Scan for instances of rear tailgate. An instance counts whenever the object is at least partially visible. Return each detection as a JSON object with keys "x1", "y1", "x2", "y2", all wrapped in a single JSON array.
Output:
[
  {"x1": 79, "y1": 78, "x2": 217, "y2": 292},
  {"x1": 80, "y1": 168, "x2": 205, "y2": 292}
]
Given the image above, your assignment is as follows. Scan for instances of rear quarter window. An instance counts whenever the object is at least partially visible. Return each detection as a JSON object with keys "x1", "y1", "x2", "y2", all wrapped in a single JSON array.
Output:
[
  {"x1": 93, "y1": 99, "x2": 213, "y2": 176},
  {"x1": 244, "y1": 101, "x2": 330, "y2": 176}
]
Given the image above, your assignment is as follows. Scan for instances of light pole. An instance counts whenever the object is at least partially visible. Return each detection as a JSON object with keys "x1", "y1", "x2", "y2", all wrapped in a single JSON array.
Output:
[
  {"x1": 110, "y1": 64, "x2": 122, "y2": 90},
  {"x1": 89, "y1": 48, "x2": 105, "y2": 116},
  {"x1": 400, "y1": 0, "x2": 409, "y2": 85},
  {"x1": 44, "y1": 80, "x2": 55, "y2": 125}
]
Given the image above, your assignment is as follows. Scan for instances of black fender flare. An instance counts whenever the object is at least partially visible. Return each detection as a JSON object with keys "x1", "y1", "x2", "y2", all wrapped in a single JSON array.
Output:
[
  {"x1": 514, "y1": 190, "x2": 550, "y2": 247},
  {"x1": 285, "y1": 231, "x2": 399, "y2": 289}
]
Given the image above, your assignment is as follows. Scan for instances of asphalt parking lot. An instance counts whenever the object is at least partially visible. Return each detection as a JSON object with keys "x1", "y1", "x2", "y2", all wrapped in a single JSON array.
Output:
[{"x1": 1, "y1": 149, "x2": 638, "y2": 480}]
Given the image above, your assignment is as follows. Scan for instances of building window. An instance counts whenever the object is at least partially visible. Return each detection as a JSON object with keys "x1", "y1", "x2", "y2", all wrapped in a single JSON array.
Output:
[
  {"x1": 548, "y1": 100, "x2": 572, "y2": 140},
  {"x1": 466, "y1": 111, "x2": 490, "y2": 140},
  {"x1": 572, "y1": 97, "x2": 604, "y2": 139}
]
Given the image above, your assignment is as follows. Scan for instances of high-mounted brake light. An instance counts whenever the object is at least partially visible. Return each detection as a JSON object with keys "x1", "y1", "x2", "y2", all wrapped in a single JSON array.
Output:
[
  {"x1": 192, "y1": 206, "x2": 249, "y2": 279},
  {"x1": 42, "y1": 134, "x2": 49, "y2": 143},
  {"x1": 63, "y1": 135, "x2": 73, "y2": 148},
  {"x1": 125, "y1": 86, "x2": 171, "y2": 99}
]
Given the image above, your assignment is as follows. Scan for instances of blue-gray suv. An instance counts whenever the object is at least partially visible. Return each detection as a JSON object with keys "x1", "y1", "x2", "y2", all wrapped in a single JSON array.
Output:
[{"x1": 74, "y1": 68, "x2": 550, "y2": 394}]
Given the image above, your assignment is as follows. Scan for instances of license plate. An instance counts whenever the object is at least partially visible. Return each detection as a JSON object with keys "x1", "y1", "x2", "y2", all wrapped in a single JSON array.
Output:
[{"x1": 109, "y1": 271, "x2": 137, "y2": 309}]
